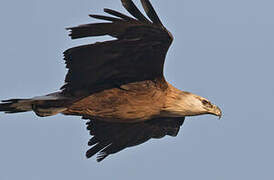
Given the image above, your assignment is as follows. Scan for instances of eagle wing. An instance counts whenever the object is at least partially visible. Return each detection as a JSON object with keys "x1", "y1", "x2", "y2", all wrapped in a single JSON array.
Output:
[
  {"x1": 61, "y1": 0, "x2": 173, "y2": 94},
  {"x1": 84, "y1": 116, "x2": 185, "y2": 162}
]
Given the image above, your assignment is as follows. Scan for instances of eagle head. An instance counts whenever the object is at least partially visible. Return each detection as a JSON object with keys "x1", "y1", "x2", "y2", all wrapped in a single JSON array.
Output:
[
  {"x1": 163, "y1": 90, "x2": 222, "y2": 119},
  {"x1": 198, "y1": 96, "x2": 222, "y2": 119}
]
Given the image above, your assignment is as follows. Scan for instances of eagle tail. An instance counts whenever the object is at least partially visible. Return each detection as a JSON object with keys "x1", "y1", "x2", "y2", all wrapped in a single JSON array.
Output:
[
  {"x1": 0, "y1": 99, "x2": 32, "y2": 114},
  {"x1": 0, "y1": 93, "x2": 68, "y2": 117}
]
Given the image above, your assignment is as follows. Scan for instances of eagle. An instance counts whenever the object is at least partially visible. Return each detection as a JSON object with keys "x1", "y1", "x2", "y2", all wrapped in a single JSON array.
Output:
[{"x1": 0, "y1": 0, "x2": 222, "y2": 162}]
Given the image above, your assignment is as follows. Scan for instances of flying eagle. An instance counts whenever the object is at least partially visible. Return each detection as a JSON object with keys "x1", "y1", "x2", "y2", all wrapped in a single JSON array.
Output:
[{"x1": 0, "y1": 0, "x2": 222, "y2": 162}]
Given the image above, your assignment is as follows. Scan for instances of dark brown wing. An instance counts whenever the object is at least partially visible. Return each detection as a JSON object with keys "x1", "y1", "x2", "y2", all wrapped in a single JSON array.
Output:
[
  {"x1": 84, "y1": 116, "x2": 185, "y2": 162},
  {"x1": 61, "y1": 0, "x2": 173, "y2": 94}
]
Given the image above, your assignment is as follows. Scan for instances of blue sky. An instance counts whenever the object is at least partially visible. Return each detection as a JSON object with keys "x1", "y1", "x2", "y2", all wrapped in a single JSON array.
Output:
[{"x1": 0, "y1": 0, "x2": 273, "y2": 179}]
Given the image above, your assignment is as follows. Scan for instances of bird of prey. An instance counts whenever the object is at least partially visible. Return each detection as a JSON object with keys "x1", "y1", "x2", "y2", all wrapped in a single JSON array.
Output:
[{"x1": 0, "y1": 0, "x2": 222, "y2": 162}]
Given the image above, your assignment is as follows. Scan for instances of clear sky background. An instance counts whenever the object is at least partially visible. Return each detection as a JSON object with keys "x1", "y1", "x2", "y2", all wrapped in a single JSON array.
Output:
[{"x1": 0, "y1": 0, "x2": 273, "y2": 179}]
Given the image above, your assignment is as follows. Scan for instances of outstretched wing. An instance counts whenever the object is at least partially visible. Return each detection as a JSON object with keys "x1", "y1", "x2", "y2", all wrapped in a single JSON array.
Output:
[
  {"x1": 62, "y1": 0, "x2": 173, "y2": 94},
  {"x1": 84, "y1": 117, "x2": 185, "y2": 162}
]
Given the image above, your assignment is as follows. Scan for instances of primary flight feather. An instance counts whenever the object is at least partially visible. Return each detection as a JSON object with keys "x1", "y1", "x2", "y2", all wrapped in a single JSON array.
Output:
[{"x1": 0, "y1": 0, "x2": 222, "y2": 162}]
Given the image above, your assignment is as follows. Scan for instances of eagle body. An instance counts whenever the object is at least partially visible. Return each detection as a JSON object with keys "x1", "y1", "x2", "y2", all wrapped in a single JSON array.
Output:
[
  {"x1": 64, "y1": 78, "x2": 167, "y2": 122},
  {"x1": 0, "y1": 0, "x2": 222, "y2": 162}
]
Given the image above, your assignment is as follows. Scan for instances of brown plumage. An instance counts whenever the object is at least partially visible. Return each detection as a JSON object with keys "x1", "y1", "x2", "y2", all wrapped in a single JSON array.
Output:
[{"x1": 0, "y1": 0, "x2": 222, "y2": 162}]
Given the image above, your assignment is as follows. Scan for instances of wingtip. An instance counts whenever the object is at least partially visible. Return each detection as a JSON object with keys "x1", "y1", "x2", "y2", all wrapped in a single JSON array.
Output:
[
  {"x1": 120, "y1": 0, "x2": 151, "y2": 23},
  {"x1": 103, "y1": 8, "x2": 135, "y2": 21},
  {"x1": 96, "y1": 152, "x2": 108, "y2": 162},
  {"x1": 89, "y1": 14, "x2": 122, "y2": 22},
  {"x1": 103, "y1": 8, "x2": 111, "y2": 13},
  {"x1": 140, "y1": 0, "x2": 163, "y2": 26}
]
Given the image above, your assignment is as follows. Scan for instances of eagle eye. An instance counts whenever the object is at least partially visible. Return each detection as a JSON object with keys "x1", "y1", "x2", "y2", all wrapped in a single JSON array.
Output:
[{"x1": 202, "y1": 100, "x2": 209, "y2": 105}]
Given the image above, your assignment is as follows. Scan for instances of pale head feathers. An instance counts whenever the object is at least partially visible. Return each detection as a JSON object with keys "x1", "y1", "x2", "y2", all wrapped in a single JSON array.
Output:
[{"x1": 162, "y1": 84, "x2": 222, "y2": 118}]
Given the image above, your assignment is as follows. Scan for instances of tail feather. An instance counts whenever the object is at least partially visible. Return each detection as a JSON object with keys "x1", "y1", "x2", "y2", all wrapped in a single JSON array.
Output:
[
  {"x1": 0, "y1": 93, "x2": 69, "y2": 117},
  {"x1": 0, "y1": 99, "x2": 33, "y2": 113}
]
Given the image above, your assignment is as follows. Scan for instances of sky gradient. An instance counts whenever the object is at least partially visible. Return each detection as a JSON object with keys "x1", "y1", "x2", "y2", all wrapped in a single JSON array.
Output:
[{"x1": 0, "y1": 0, "x2": 273, "y2": 179}]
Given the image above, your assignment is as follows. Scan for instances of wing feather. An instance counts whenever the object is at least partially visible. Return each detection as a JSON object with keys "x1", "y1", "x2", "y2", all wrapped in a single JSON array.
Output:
[
  {"x1": 141, "y1": 0, "x2": 163, "y2": 26},
  {"x1": 85, "y1": 117, "x2": 185, "y2": 162},
  {"x1": 62, "y1": 0, "x2": 173, "y2": 94},
  {"x1": 67, "y1": 23, "x2": 121, "y2": 39},
  {"x1": 121, "y1": 0, "x2": 151, "y2": 23},
  {"x1": 89, "y1": 14, "x2": 123, "y2": 22},
  {"x1": 104, "y1": 8, "x2": 136, "y2": 21}
]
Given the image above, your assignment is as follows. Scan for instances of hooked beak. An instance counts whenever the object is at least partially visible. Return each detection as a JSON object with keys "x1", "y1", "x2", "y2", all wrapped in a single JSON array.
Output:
[{"x1": 212, "y1": 105, "x2": 222, "y2": 119}]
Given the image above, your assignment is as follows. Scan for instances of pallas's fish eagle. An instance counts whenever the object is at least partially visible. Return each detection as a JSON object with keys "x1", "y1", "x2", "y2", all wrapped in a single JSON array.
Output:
[{"x1": 0, "y1": 0, "x2": 222, "y2": 162}]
